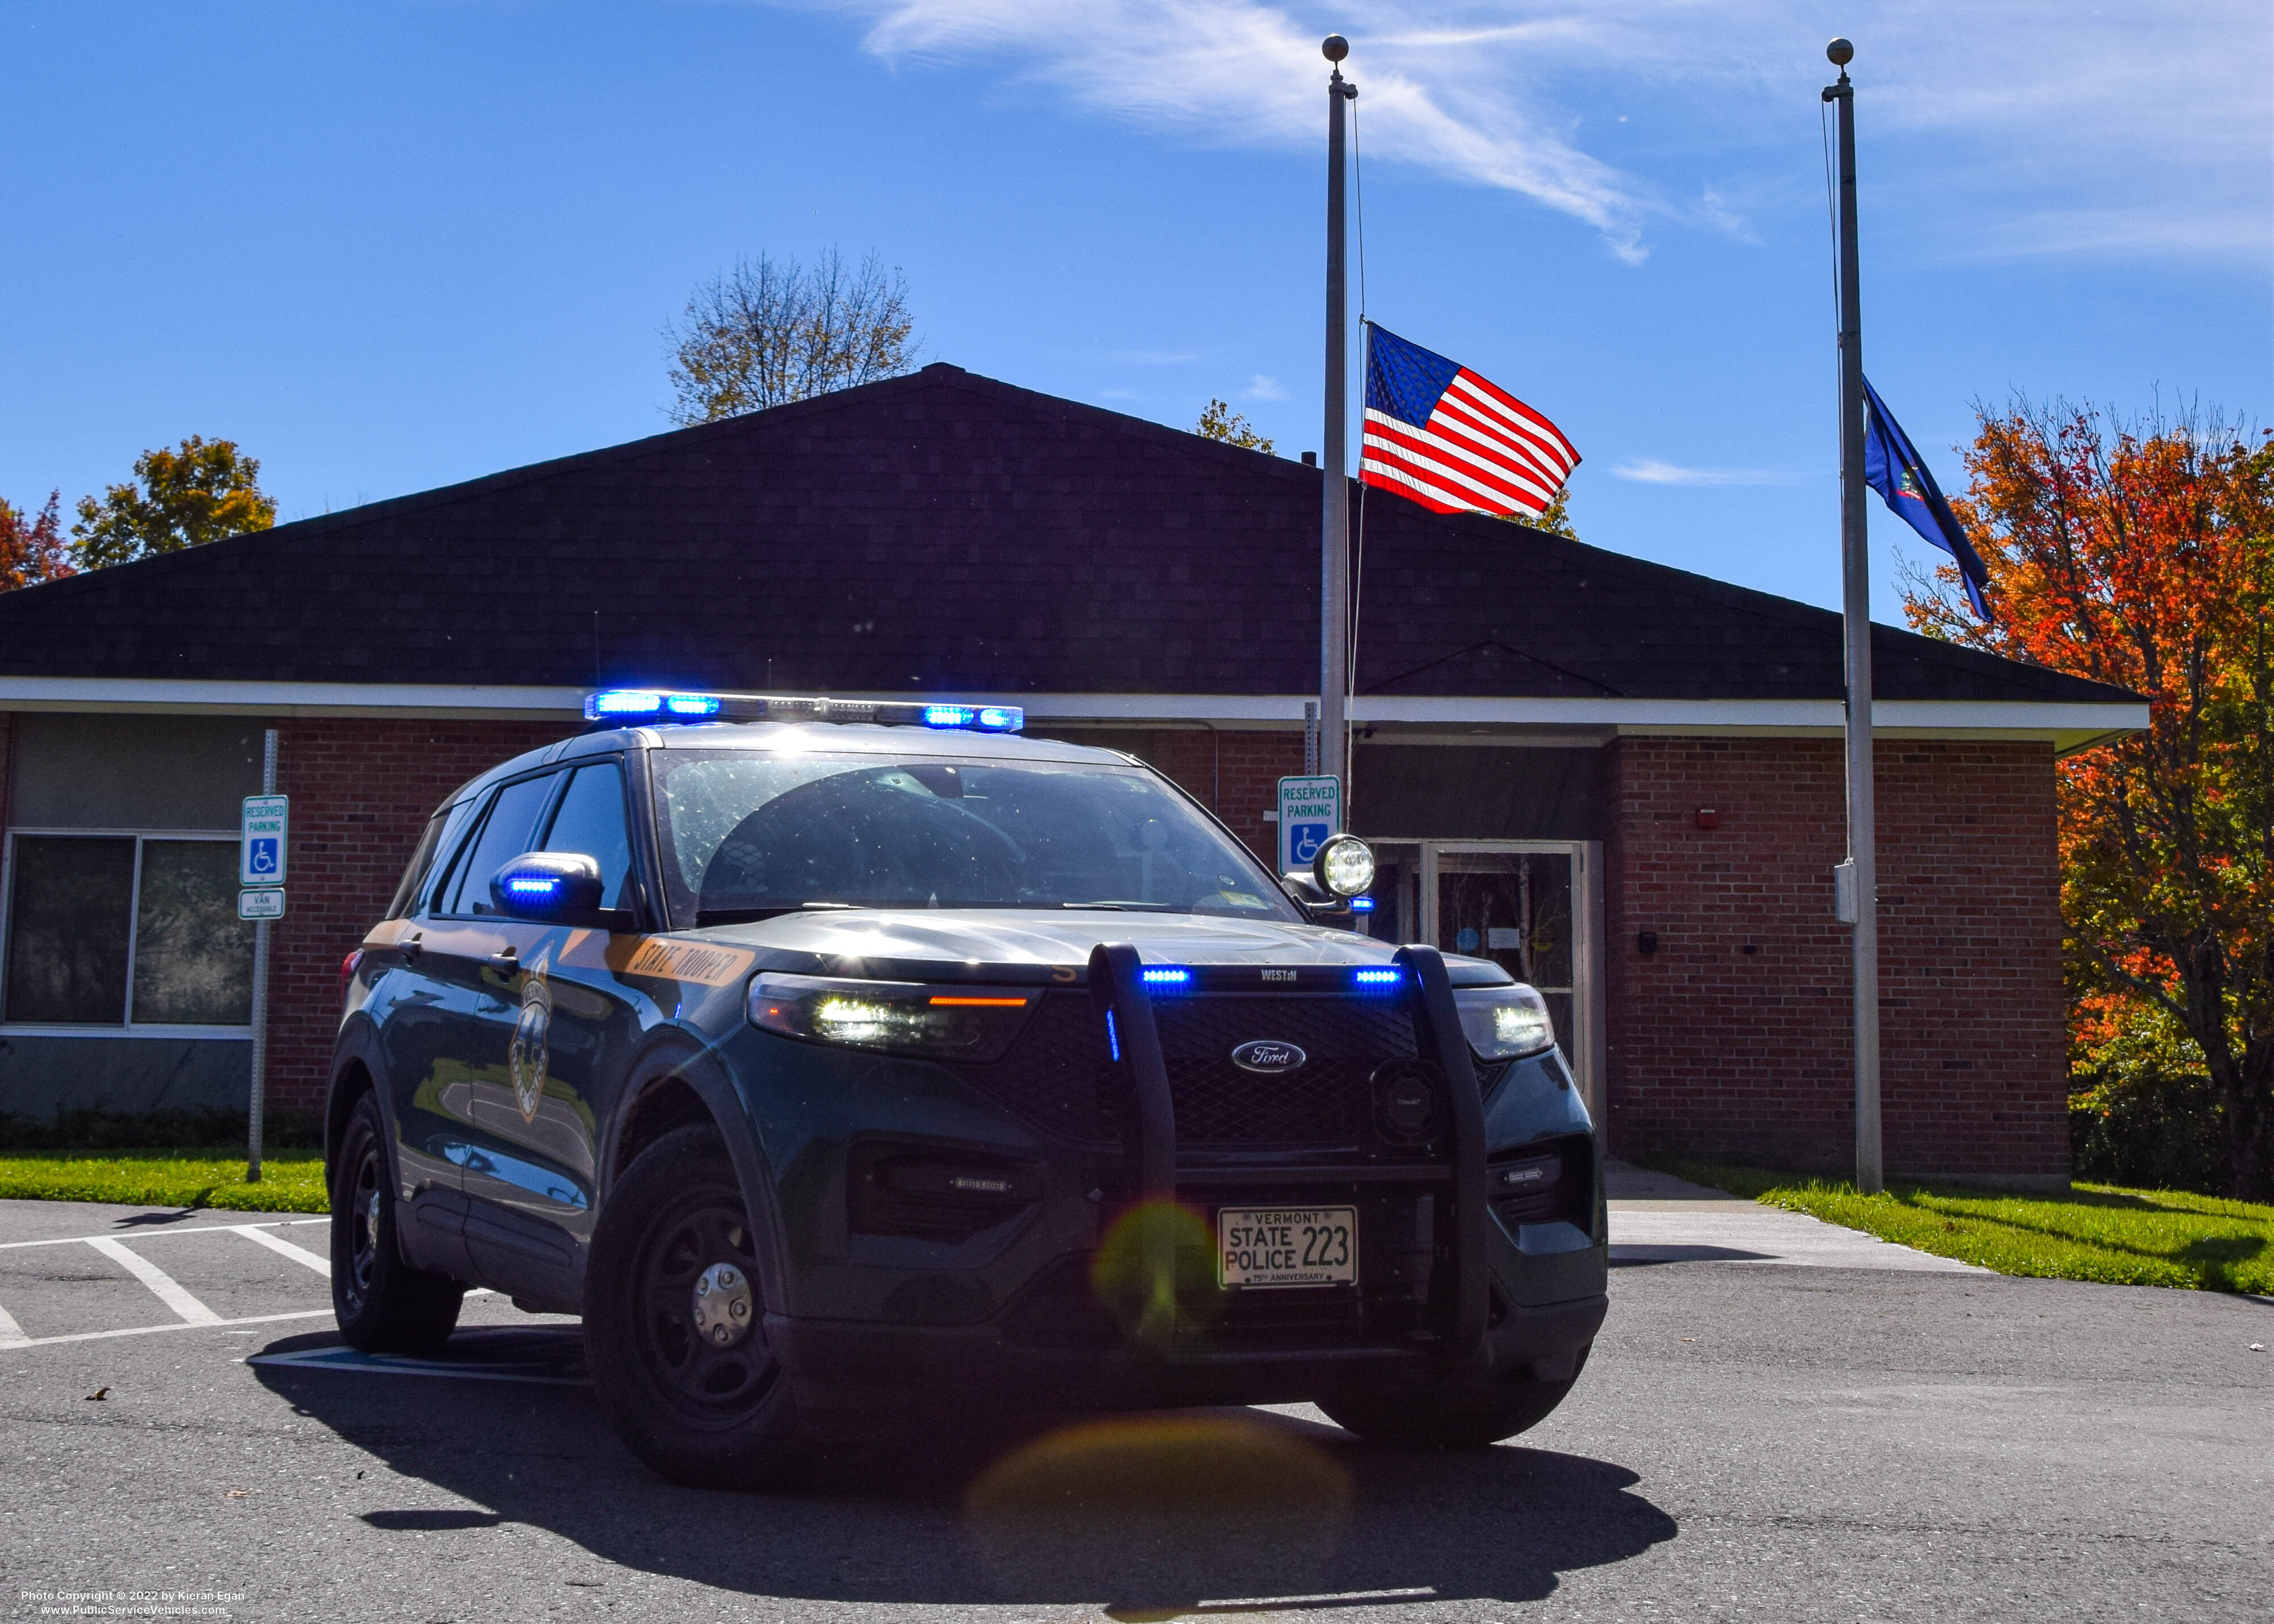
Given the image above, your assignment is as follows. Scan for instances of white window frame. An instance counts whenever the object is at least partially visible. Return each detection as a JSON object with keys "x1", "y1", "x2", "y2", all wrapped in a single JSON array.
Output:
[{"x1": 0, "y1": 826, "x2": 253, "y2": 1038}]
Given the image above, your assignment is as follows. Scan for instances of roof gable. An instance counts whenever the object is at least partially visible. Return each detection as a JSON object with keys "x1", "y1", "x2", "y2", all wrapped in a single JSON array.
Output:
[{"x1": 0, "y1": 363, "x2": 2133, "y2": 708}]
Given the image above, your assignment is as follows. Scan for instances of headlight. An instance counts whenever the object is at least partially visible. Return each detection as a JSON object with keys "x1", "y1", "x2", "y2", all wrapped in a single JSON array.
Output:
[
  {"x1": 746, "y1": 973, "x2": 1039, "y2": 1061},
  {"x1": 1452, "y1": 984, "x2": 1556, "y2": 1060}
]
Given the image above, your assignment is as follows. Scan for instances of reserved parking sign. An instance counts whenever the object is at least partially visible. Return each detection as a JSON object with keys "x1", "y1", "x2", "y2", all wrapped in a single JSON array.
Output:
[
  {"x1": 1276, "y1": 775, "x2": 1341, "y2": 874},
  {"x1": 240, "y1": 794, "x2": 289, "y2": 888}
]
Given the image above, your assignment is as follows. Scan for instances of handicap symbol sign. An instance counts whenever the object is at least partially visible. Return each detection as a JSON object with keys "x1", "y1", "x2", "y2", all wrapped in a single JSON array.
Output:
[
  {"x1": 247, "y1": 837, "x2": 280, "y2": 878},
  {"x1": 1288, "y1": 821, "x2": 1331, "y2": 865}
]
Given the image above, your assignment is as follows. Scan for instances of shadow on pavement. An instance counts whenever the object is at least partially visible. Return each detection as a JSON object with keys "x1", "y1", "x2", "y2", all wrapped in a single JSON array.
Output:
[{"x1": 252, "y1": 1325, "x2": 1676, "y2": 1613}]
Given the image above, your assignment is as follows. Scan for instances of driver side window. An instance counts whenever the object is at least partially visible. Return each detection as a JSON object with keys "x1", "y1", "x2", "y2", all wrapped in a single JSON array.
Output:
[{"x1": 439, "y1": 773, "x2": 562, "y2": 916}]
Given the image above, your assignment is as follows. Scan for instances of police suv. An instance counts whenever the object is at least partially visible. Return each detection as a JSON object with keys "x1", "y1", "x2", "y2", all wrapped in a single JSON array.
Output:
[{"x1": 327, "y1": 691, "x2": 1606, "y2": 1486}]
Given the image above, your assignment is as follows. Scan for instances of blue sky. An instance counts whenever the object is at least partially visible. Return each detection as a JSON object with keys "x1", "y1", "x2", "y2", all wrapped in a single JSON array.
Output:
[{"x1": 3, "y1": 1, "x2": 2267, "y2": 621}]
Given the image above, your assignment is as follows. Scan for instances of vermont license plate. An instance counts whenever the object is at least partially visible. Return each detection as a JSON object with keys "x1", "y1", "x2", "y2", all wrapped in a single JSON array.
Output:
[{"x1": 1216, "y1": 1206, "x2": 1359, "y2": 1289}]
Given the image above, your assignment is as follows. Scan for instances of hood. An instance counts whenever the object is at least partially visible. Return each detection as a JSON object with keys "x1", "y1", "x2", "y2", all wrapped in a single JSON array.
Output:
[{"x1": 692, "y1": 908, "x2": 1509, "y2": 985}]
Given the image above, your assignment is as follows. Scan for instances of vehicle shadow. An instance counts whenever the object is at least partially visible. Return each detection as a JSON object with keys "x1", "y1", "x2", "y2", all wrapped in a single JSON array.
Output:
[{"x1": 252, "y1": 1327, "x2": 1677, "y2": 1612}]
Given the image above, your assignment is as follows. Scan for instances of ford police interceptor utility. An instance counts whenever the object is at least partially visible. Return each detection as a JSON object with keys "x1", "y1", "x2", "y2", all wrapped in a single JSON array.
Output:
[{"x1": 327, "y1": 691, "x2": 1606, "y2": 1487}]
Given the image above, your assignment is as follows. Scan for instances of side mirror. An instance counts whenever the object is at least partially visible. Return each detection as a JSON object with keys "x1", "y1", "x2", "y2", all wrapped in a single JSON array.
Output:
[{"x1": 490, "y1": 852, "x2": 605, "y2": 923}]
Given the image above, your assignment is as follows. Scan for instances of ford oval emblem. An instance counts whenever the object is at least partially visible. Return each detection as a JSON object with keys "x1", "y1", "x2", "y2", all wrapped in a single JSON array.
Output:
[{"x1": 1231, "y1": 1040, "x2": 1308, "y2": 1074}]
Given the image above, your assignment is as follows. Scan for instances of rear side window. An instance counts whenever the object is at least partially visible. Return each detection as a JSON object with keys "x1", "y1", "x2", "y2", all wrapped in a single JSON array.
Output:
[
  {"x1": 540, "y1": 762, "x2": 637, "y2": 911},
  {"x1": 385, "y1": 812, "x2": 451, "y2": 920},
  {"x1": 441, "y1": 774, "x2": 562, "y2": 916}
]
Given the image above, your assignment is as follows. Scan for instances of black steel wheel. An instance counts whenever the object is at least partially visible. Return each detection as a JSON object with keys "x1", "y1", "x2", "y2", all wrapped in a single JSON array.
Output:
[
  {"x1": 329, "y1": 1092, "x2": 465, "y2": 1353},
  {"x1": 585, "y1": 1124, "x2": 811, "y2": 1489}
]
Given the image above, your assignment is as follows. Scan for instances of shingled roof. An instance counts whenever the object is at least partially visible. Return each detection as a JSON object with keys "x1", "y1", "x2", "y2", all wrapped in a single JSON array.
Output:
[{"x1": 0, "y1": 363, "x2": 2131, "y2": 707}]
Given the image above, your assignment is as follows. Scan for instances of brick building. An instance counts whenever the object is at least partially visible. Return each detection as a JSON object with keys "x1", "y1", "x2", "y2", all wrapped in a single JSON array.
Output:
[{"x1": 0, "y1": 364, "x2": 2141, "y2": 1183}]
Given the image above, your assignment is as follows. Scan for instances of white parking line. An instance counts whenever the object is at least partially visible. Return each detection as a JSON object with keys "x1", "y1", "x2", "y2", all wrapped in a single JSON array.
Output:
[
  {"x1": 229, "y1": 1224, "x2": 332, "y2": 1277},
  {"x1": 0, "y1": 1219, "x2": 330, "y2": 1255},
  {"x1": 86, "y1": 1237, "x2": 224, "y2": 1326},
  {"x1": 5, "y1": 1309, "x2": 334, "y2": 1352}
]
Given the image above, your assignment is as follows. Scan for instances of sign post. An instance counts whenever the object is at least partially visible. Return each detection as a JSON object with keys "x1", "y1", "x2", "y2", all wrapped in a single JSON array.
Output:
[
  {"x1": 1277, "y1": 774, "x2": 1342, "y2": 878},
  {"x1": 239, "y1": 734, "x2": 284, "y2": 1182}
]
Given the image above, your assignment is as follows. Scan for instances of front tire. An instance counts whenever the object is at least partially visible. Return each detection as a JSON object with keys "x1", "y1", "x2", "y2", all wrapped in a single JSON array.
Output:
[
  {"x1": 330, "y1": 1093, "x2": 466, "y2": 1353},
  {"x1": 584, "y1": 1124, "x2": 810, "y2": 1489},
  {"x1": 1321, "y1": 1364, "x2": 1581, "y2": 1451}
]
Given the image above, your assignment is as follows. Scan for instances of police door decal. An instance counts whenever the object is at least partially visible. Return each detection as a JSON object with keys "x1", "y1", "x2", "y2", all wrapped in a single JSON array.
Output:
[{"x1": 509, "y1": 945, "x2": 553, "y2": 1123}]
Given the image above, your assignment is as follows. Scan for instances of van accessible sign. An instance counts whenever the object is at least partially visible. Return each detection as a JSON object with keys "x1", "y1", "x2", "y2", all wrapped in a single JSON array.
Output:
[
  {"x1": 240, "y1": 795, "x2": 289, "y2": 888},
  {"x1": 1276, "y1": 775, "x2": 1341, "y2": 874}
]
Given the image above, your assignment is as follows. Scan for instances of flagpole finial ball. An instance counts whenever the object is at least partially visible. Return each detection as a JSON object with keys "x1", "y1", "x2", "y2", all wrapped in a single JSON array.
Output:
[
  {"x1": 1322, "y1": 34, "x2": 1349, "y2": 63},
  {"x1": 1826, "y1": 38, "x2": 1854, "y2": 66}
]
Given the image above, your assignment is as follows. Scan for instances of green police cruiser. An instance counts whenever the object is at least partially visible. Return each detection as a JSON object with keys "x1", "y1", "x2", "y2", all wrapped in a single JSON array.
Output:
[{"x1": 326, "y1": 690, "x2": 1606, "y2": 1487}]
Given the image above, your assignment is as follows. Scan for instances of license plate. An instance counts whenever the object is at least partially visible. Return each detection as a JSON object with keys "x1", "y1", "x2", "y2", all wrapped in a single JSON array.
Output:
[{"x1": 1215, "y1": 1205, "x2": 1359, "y2": 1289}]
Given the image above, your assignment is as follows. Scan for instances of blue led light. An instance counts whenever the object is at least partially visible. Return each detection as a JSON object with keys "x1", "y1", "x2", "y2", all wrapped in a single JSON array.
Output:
[
  {"x1": 505, "y1": 876, "x2": 561, "y2": 896},
  {"x1": 976, "y1": 705, "x2": 1025, "y2": 732},
  {"x1": 666, "y1": 693, "x2": 723, "y2": 716},
  {"x1": 1353, "y1": 967, "x2": 1402, "y2": 986},
  {"x1": 587, "y1": 690, "x2": 664, "y2": 716},
  {"x1": 1140, "y1": 966, "x2": 1192, "y2": 987},
  {"x1": 1351, "y1": 896, "x2": 1377, "y2": 913},
  {"x1": 1105, "y1": 1009, "x2": 1121, "y2": 1062}
]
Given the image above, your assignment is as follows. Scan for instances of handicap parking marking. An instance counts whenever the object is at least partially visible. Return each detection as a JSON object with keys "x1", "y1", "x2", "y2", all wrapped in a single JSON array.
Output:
[
  {"x1": 83, "y1": 1236, "x2": 224, "y2": 1325},
  {"x1": 249, "y1": 1326, "x2": 588, "y2": 1386},
  {"x1": 0, "y1": 1216, "x2": 337, "y2": 1349}
]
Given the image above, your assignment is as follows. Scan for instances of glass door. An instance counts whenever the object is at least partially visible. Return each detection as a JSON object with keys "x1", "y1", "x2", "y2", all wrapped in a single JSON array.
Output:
[{"x1": 1434, "y1": 849, "x2": 1575, "y2": 1052}]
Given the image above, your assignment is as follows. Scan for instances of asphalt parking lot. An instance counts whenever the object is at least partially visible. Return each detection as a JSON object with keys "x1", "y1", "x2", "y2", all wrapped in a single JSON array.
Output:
[{"x1": 1, "y1": 1186, "x2": 2268, "y2": 1623}]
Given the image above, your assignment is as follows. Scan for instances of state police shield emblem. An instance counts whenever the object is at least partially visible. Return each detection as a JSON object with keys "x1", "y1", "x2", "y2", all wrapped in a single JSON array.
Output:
[{"x1": 508, "y1": 947, "x2": 553, "y2": 1123}]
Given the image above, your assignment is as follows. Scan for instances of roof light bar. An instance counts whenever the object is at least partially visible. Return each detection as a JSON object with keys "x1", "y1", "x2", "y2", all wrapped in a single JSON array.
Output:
[{"x1": 583, "y1": 690, "x2": 1024, "y2": 732}]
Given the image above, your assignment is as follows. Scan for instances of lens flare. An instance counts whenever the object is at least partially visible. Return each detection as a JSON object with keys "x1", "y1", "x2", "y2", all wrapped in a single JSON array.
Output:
[{"x1": 965, "y1": 1412, "x2": 1352, "y2": 1606}]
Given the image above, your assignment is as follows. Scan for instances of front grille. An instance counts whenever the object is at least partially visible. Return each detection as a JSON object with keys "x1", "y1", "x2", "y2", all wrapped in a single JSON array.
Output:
[
  {"x1": 1157, "y1": 996, "x2": 1418, "y2": 1148},
  {"x1": 953, "y1": 991, "x2": 1436, "y2": 1150}
]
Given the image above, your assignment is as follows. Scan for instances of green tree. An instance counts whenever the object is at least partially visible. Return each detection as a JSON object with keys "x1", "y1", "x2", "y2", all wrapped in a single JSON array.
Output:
[
  {"x1": 71, "y1": 437, "x2": 276, "y2": 570},
  {"x1": 665, "y1": 248, "x2": 916, "y2": 425},
  {"x1": 1196, "y1": 398, "x2": 1274, "y2": 454},
  {"x1": 0, "y1": 490, "x2": 73, "y2": 592}
]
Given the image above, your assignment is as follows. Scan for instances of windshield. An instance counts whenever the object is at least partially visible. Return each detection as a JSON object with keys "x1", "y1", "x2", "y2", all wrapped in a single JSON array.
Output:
[{"x1": 650, "y1": 751, "x2": 1301, "y2": 925}]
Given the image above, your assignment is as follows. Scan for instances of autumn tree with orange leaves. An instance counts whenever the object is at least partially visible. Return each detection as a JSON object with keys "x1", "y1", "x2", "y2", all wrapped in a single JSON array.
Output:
[{"x1": 1903, "y1": 400, "x2": 2274, "y2": 1197}]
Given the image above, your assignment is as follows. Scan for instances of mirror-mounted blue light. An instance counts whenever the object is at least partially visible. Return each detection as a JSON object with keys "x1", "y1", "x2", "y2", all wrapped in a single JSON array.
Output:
[{"x1": 505, "y1": 875, "x2": 563, "y2": 897}]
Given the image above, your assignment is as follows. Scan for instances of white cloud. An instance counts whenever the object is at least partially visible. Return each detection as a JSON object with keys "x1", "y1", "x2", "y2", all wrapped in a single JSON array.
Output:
[
  {"x1": 1244, "y1": 373, "x2": 1289, "y2": 400},
  {"x1": 1612, "y1": 459, "x2": 1803, "y2": 487},
  {"x1": 776, "y1": 1, "x2": 2268, "y2": 265}
]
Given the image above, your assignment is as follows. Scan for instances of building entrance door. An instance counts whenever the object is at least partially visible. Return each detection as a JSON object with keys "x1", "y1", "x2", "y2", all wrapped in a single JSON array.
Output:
[{"x1": 1354, "y1": 840, "x2": 1604, "y2": 1122}]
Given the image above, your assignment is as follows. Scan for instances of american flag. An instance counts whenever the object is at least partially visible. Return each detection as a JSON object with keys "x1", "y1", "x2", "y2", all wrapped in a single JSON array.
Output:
[{"x1": 1360, "y1": 323, "x2": 1580, "y2": 519}]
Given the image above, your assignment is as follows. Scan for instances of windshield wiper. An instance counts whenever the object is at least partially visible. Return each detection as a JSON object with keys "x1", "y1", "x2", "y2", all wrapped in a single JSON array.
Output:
[
  {"x1": 695, "y1": 902, "x2": 867, "y2": 926},
  {"x1": 1060, "y1": 900, "x2": 1180, "y2": 912}
]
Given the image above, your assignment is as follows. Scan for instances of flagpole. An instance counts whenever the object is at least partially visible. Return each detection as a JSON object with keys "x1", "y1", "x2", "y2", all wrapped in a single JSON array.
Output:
[
  {"x1": 1825, "y1": 38, "x2": 1883, "y2": 1195},
  {"x1": 1319, "y1": 34, "x2": 1354, "y2": 788}
]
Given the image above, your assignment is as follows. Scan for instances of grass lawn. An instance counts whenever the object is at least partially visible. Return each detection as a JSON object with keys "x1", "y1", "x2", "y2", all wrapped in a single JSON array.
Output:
[
  {"x1": 0, "y1": 1149, "x2": 329, "y2": 1214},
  {"x1": 1654, "y1": 1158, "x2": 2274, "y2": 1294}
]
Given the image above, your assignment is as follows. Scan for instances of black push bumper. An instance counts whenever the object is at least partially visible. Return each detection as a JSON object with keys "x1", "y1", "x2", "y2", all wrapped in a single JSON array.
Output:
[{"x1": 768, "y1": 941, "x2": 1605, "y2": 1429}]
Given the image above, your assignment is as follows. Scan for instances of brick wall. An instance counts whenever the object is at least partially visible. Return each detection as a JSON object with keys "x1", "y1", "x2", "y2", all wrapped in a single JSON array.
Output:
[
  {"x1": 0, "y1": 711, "x2": 13, "y2": 916},
  {"x1": 265, "y1": 718, "x2": 568, "y2": 1114},
  {"x1": 1141, "y1": 729, "x2": 1308, "y2": 869},
  {"x1": 1602, "y1": 736, "x2": 2067, "y2": 1180}
]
